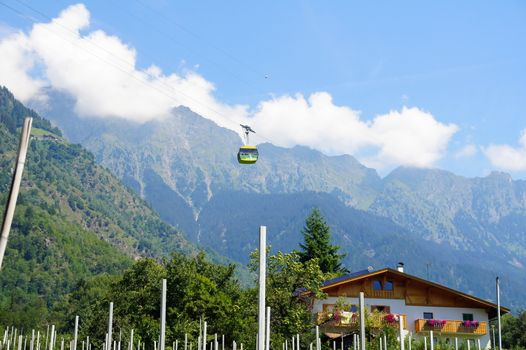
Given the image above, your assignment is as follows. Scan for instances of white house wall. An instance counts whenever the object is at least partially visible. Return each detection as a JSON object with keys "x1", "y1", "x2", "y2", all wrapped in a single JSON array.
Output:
[{"x1": 314, "y1": 297, "x2": 491, "y2": 349}]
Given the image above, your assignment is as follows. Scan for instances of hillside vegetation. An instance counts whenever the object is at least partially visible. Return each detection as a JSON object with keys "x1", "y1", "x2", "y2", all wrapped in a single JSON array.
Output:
[{"x1": 0, "y1": 87, "x2": 194, "y2": 326}]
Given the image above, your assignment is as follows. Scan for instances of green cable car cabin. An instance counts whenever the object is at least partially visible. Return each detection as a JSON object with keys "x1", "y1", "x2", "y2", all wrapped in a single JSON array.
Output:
[
  {"x1": 238, "y1": 124, "x2": 259, "y2": 164},
  {"x1": 238, "y1": 145, "x2": 259, "y2": 164}
]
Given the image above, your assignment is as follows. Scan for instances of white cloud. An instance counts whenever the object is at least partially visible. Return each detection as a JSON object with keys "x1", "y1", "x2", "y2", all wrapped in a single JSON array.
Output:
[
  {"x1": 0, "y1": 30, "x2": 47, "y2": 103},
  {"x1": 484, "y1": 130, "x2": 526, "y2": 171},
  {"x1": 454, "y1": 144, "x2": 477, "y2": 159},
  {"x1": 0, "y1": 4, "x2": 248, "y2": 126},
  {"x1": 0, "y1": 3, "x2": 459, "y2": 169},
  {"x1": 250, "y1": 93, "x2": 458, "y2": 168}
]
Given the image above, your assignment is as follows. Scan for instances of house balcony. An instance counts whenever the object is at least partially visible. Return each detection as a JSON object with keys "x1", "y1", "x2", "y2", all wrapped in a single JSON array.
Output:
[
  {"x1": 414, "y1": 319, "x2": 487, "y2": 335},
  {"x1": 316, "y1": 312, "x2": 407, "y2": 333}
]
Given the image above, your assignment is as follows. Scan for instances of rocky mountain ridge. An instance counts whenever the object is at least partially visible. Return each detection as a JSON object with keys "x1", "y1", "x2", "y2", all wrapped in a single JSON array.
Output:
[{"x1": 40, "y1": 91, "x2": 526, "y2": 309}]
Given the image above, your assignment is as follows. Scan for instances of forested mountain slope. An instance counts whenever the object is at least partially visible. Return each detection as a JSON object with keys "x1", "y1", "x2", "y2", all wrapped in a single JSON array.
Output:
[{"x1": 0, "y1": 87, "x2": 194, "y2": 326}]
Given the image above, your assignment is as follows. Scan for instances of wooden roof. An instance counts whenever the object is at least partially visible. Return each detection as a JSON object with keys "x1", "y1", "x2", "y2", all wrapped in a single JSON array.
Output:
[{"x1": 319, "y1": 268, "x2": 509, "y2": 319}]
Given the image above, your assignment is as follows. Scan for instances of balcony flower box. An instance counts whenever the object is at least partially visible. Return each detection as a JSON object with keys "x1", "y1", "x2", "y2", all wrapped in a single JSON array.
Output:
[
  {"x1": 462, "y1": 320, "x2": 480, "y2": 328},
  {"x1": 426, "y1": 319, "x2": 447, "y2": 328}
]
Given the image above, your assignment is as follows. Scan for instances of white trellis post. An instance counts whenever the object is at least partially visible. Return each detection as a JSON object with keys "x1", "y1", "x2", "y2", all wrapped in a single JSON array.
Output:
[
  {"x1": 203, "y1": 323, "x2": 207, "y2": 350},
  {"x1": 74, "y1": 316, "x2": 79, "y2": 350},
  {"x1": 129, "y1": 330, "x2": 134, "y2": 350},
  {"x1": 359, "y1": 292, "x2": 365, "y2": 350},
  {"x1": 184, "y1": 335, "x2": 187, "y2": 350},
  {"x1": 265, "y1": 308, "x2": 270, "y2": 350},
  {"x1": 108, "y1": 303, "x2": 114, "y2": 350},
  {"x1": 424, "y1": 337, "x2": 427, "y2": 350},
  {"x1": 429, "y1": 331, "x2": 433, "y2": 350},
  {"x1": 399, "y1": 315, "x2": 404, "y2": 350},
  {"x1": 258, "y1": 226, "x2": 266, "y2": 350},
  {"x1": 315, "y1": 327, "x2": 319, "y2": 350},
  {"x1": 296, "y1": 335, "x2": 299, "y2": 350},
  {"x1": 48, "y1": 326, "x2": 54, "y2": 350},
  {"x1": 454, "y1": 338, "x2": 458, "y2": 350},
  {"x1": 160, "y1": 279, "x2": 167, "y2": 350}
]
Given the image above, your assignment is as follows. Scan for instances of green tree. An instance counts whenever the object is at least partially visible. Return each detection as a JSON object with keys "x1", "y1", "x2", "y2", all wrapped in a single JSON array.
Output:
[
  {"x1": 499, "y1": 310, "x2": 526, "y2": 349},
  {"x1": 62, "y1": 252, "x2": 257, "y2": 349},
  {"x1": 298, "y1": 208, "x2": 347, "y2": 275},
  {"x1": 250, "y1": 250, "x2": 327, "y2": 349}
]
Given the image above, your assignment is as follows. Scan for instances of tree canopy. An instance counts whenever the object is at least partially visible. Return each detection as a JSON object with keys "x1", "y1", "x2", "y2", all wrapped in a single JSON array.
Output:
[{"x1": 298, "y1": 208, "x2": 347, "y2": 275}]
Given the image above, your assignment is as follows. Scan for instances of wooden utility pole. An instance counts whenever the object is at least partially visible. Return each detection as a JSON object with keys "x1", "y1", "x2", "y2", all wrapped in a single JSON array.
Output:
[{"x1": 0, "y1": 117, "x2": 32, "y2": 269}]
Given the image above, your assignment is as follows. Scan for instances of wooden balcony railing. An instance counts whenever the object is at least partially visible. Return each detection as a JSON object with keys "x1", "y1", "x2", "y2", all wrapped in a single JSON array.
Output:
[
  {"x1": 366, "y1": 290, "x2": 396, "y2": 299},
  {"x1": 316, "y1": 311, "x2": 359, "y2": 329},
  {"x1": 414, "y1": 319, "x2": 487, "y2": 335},
  {"x1": 316, "y1": 312, "x2": 407, "y2": 331}
]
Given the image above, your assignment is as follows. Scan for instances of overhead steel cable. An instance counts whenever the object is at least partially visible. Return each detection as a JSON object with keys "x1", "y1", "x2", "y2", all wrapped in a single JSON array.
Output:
[
  {"x1": 134, "y1": 0, "x2": 268, "y2": 81},
  {"x1": 122, "y1": 2, "x2": 263, "y2": 91},
  {"x1": 0, "y1": 0, "x2": 274, "y2": 144}
]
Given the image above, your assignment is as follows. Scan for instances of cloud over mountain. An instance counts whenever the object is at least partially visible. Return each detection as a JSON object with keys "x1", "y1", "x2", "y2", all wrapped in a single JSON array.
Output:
[
  {"x1": 0, "y1": 3, "x2": 458, "y2": 169},
  {"x1": 484, "y1": 130, "x2": 526, "y2": 171}
]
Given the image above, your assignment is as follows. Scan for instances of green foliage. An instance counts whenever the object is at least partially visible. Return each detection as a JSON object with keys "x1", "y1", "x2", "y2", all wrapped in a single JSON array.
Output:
[
  {"x1": 63, "y1": 253, "x2": 257, "y2": 349},
  {"x1": 496, "y1": 311, "x2": 526, "y2": 349},
  {"x1": 0, "y1": 204, "x2": 131, "y2": 328},
  {"x1": 250, "y1": 250, "x2": 327, "y2": 349},
  {"x1": 0, "y1": 86, "x2": 61, "y2": 135},
  {"x1": 298, "y1": 208, "x2": 347, "y2": 275},
  {"x1": 0, "y1": 86, "x2": 195, "y2": 328}
]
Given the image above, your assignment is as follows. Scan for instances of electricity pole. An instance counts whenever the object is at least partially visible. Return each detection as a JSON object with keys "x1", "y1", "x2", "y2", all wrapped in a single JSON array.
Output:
[{"x1": 0, "y1": 117, "x2": 32, "y2": 269}]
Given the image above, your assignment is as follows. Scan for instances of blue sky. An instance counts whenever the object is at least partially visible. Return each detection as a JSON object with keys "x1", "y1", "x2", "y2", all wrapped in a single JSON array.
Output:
[{"x1": 0, "y1": 1, "x2": 525, "y2": 177}]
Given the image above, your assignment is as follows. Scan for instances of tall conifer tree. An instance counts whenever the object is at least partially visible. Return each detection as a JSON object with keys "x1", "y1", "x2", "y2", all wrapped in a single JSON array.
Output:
[{"x1": 298, "y1": 208, "x2": 347, "y2": 275}]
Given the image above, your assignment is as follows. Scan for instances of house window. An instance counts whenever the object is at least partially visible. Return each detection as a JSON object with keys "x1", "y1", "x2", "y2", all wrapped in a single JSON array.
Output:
[
  {"x1": 384, "y1": 280, "x2": 394, "y2": 291},
  {"x1": 372, "y1": 280, "x2": 382, "y2": 290},
  {"x1": 371, "y1": 305, "x2": 391, "y2": 313},
  {"x1": 350, "y1": 305, "x2": 358, "y2": 312},
  {"x1": 463, "y1": 313, "x2": 474, "y2": 321},
  {"x1": 423, "y1": 312, "x2": 434, "y2": 319}
]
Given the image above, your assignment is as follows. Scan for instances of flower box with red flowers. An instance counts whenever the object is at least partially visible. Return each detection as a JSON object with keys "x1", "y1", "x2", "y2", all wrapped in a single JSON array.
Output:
[
  {"x1": 426, "y1": 319, "x2": 447, "y2": 328},
  {"x1": 462, "y1": 320, "x2": 479, "y2": 328}
]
